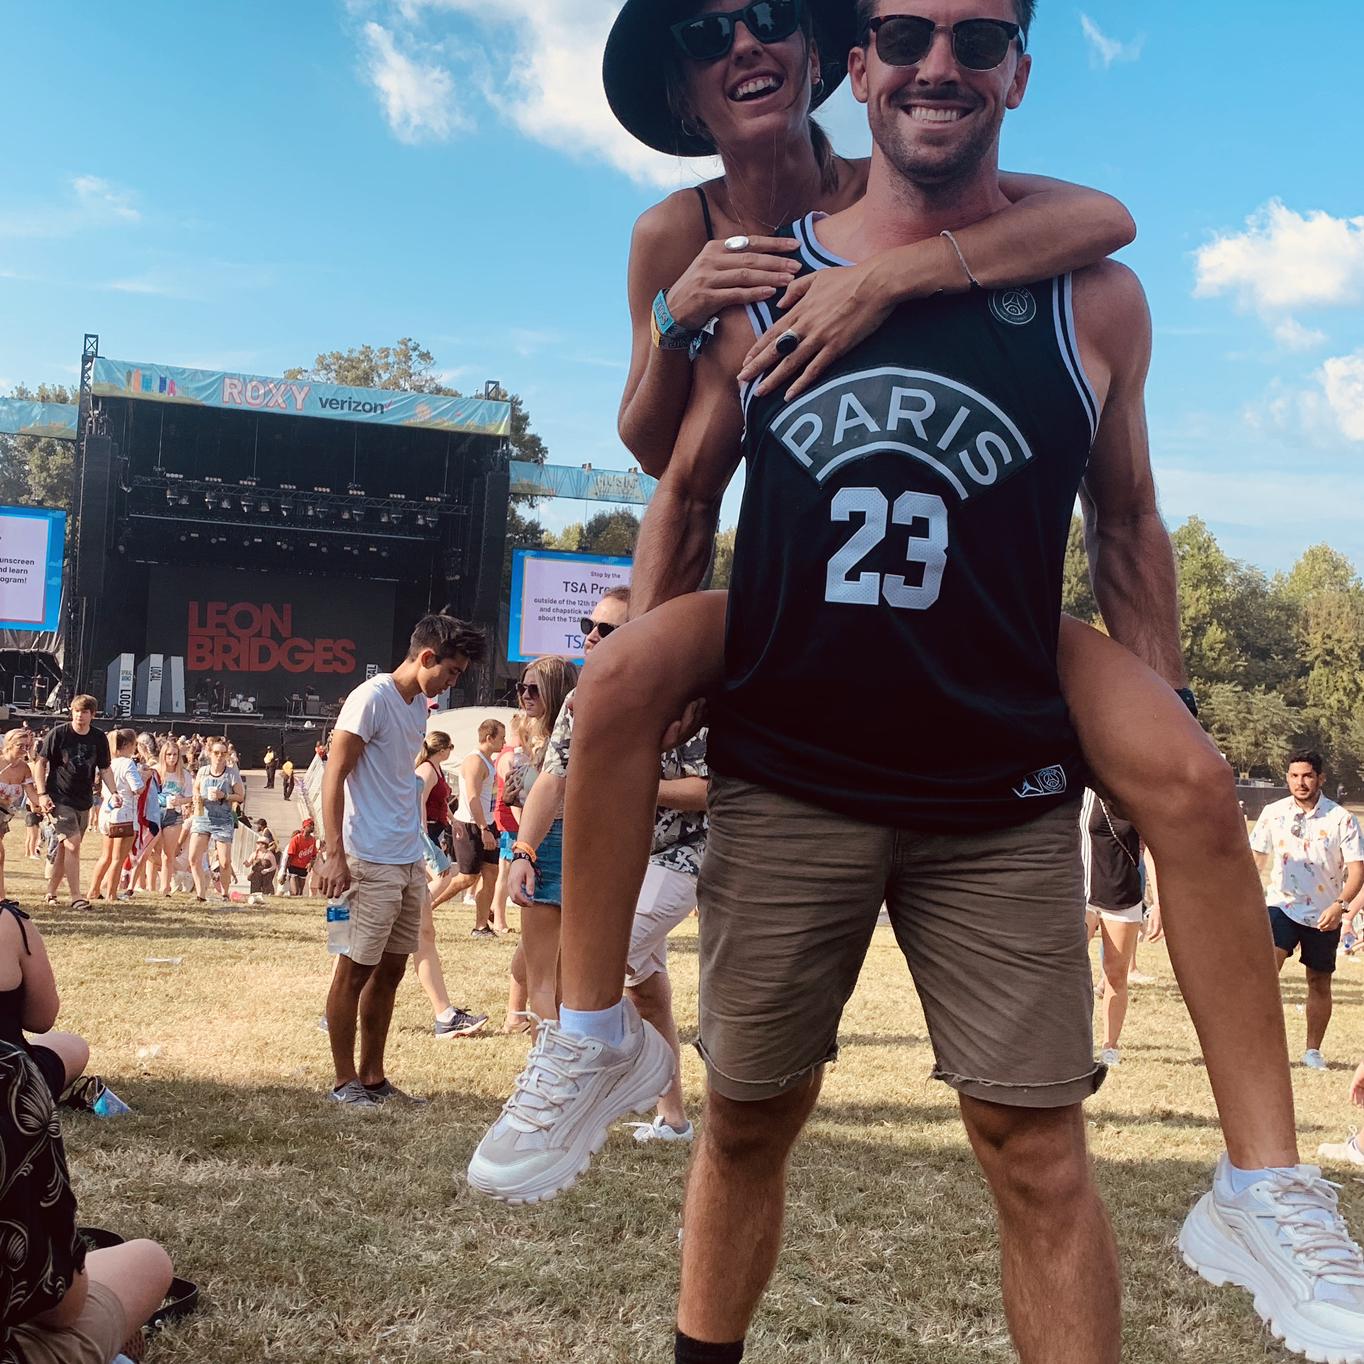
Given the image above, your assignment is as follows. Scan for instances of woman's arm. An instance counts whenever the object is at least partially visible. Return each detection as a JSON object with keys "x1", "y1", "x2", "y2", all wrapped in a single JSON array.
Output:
[
  {"x1": 19, "y1": 923, "x2": 60, "y2": 1033},
  {"x1": 742, "y1": 177, "x2": 1137, "y2": 399},
  {"x1": 619, "y1": 195, "x2": 800, "y2": 475}
]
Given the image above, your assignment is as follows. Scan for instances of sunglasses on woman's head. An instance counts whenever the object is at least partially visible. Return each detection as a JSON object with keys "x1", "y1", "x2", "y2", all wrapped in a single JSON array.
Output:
[
  {"x1": 864, "y1": 14, "x2": 1022, "y2": 70},
  {"x1": 671, "y1": 0, "x2": 803, "y2": 63},
  {"x1": 516, "y1": 682, "x2": 541, "y2": 701},
  {"x1": 579, "y1": 616, "x2": 619, "y2": 639}
]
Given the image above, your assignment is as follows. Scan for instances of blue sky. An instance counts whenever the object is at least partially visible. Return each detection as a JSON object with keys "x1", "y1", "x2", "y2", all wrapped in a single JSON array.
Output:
[{"x1": 2, "y1": 0, "x2": 1362, "y2": 573}]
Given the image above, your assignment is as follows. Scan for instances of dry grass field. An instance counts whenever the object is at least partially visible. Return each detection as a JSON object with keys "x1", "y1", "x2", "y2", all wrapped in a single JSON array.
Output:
[{"x1": 15, "y1": 835, "x2": 1364, "y2": 1364}]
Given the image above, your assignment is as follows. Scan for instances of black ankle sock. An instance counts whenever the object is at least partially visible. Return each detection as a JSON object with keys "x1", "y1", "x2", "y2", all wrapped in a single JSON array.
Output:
[
  {"x1": 362, "y1": 1079, "x2": 386, "y2": 1092},
  {"x1": 675, "y1": 1330, "x2": 744, "y2": 1363}
]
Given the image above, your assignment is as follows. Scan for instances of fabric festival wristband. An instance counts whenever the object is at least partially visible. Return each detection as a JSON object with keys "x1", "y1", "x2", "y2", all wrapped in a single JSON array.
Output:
[
  {"x1": 652, "y1": 290, "x2": 696, "y2": 351},
  {"x1": 512, "y1": 841, "x2": 538, "y2": 863}
]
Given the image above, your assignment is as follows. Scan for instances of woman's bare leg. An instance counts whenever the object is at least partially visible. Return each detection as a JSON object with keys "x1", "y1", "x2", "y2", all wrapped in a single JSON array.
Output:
[
  {"x1": 560, "y1": 592, "x2": 727, "y2": 1012},
  {"x1": 503, "y1": 941, "x2": 529, "y2": 1032},
  {"x1": 187, "y1": 832, "x2": 212, "y2": 899},
  {"x1": 414, "y1": 896, "x2": 452, "y2": 1018},
  {"x1": 520, "y1": 903, "x2": 562, "y2": 1027},
  {"x1": 1098, "y1": 919, "x2": 1140, "y2": 1052},
  {"x1": 1058, "y1": 616, "x2": 1297, "y2": 1167}
]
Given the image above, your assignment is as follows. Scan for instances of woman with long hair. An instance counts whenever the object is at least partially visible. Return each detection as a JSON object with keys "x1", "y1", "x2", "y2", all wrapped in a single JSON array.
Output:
[
  {"x1": 411, "y1": 731, "x2": 489, "y2": 1038},
  {"x1": 0, "y1": 730, "x2": 39, "y2": 903},
  {"x1": 89, "y1": 729, "x2": 143, "y2": 904},
  {"x1": 185, "y1": 737, "x2": 244, "y2": 903},
  {"x1": 470, "y1": 2, "x2": 1308, "y2": 1260},
  {"x1": 498, "y1": 658, "x2": 578, "y2": 1031},
  {"x1": 152, "y1": 740, "x2": 190, "y2": 895},
  {"x1": 120, "y1": 732, "x2": 162, "y2": 896},
  {"x1": 489, "y1": 712, "x2": 529, "y2": 937}
]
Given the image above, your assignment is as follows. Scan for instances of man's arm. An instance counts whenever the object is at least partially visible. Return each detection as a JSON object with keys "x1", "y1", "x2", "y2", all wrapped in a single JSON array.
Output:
[
  {"x1": 318, "y1": 730, "x2": 364, "y2": 894},
  {"x1": 657, "y1": 776, "x2": 709, "y2": 811},
  {"x1": 1074, "y1": 262, "x2": 1187, "y2": 687},
  {"x1": 630, "y1": 313, "x2": 750, "y2": 616},
  {"x1": 33, "y1": 754, "x2": 52, "y2": 810},
  {"x1": 462, "y1": 753, "x2": 497, "y2": 850}
]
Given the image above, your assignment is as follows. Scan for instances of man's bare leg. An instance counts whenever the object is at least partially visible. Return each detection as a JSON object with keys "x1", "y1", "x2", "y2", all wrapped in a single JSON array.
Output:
[
  {"x1": 677, "y1": 1074, "x2": 822, "y2": 1344},
  {"x1": 473, "y1": 864, "x2": 497, "y2": 932},
  {"x1": 560, "y1": 592, "x2": 726, "y2": 1011},
  {"x1": 326, "y1": 956, "x2": 375, "y2": 1088},
  {"x1": 356, "y1": 952, "x2": 407, "y2": 1086},
  {"x1": 961, "y1": 1095, "x2": 1120, "y2": 1364},
  {"x1": 1305, "y1": 969, "x2": 1333, "y2": 1053},
  {"x1": 1059, "y1": 618, "x2": 1298, "y2": 1168}
]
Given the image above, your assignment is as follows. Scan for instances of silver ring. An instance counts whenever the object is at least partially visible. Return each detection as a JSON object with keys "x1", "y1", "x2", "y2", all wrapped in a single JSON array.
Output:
[
  {"x1": 775, "y1": 331, "x2": 800, "y2": 357},
  {"x1": 723, "y1": 235, "x2": 750, "y2": 253}
]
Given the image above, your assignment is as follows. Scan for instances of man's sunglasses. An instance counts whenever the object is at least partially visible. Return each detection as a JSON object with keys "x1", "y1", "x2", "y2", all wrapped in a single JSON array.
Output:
[
  {"x1": 865, "y1": 15, "x2": 1022, "y2": 70},
  {"x1": 516, "y1": 682, "x2": 541, "y2": 701},
  {"x1": 580, "y1": 616, "x2": 619, "y2": 639},
  {"x1": 671, "y1": 0, "x2": 803, "y2": 63}
]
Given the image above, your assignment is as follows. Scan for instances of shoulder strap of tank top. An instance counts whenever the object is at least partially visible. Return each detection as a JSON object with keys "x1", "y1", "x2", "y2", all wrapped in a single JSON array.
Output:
[
  {"x1": 694, "y1": 186, "x2": 715, "y2": 242},
  {"x1": 1, "y1": 902, "x2": 31, "y2": 956}
]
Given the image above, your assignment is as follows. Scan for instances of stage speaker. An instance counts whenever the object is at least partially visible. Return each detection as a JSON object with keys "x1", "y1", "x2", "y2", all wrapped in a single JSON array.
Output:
[
  {"x1": 75, "y1": 433, "x2": 115, "y2": 597},
  {"x1": 104, "y1": 653, "x2": 134, "y2": 717},
  {"x1": 470, "y1": 469, "x2": 510, "y2": 621}
]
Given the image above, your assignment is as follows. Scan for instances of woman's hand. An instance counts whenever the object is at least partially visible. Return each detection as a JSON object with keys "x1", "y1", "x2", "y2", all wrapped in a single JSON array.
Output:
[
  {"x1": 664, "y1": 236, "x2": 801, "y2": 333},
  {"x1": 1351, "y1": 1062, "x2": 1364, "y2": 1108},
  {"x1": 1144, "y1": 902, "x2": 1164, "y2": 944},
  {"x1": 738, "y1": 260, "x2": 897, "y2": 400},
  {"x1": 508, "y1": 858, "x2": 537, "y2": 908}
]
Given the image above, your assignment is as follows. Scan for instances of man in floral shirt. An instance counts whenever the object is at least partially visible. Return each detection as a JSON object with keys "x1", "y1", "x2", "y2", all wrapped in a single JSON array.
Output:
[{"x1": 1251, "y1": 750, "x2": 1364, "y2": 1069}]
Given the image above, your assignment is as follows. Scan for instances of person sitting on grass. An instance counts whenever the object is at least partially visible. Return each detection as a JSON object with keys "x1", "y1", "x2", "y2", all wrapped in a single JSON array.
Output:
[
  {"x1": 0, "y1": 900, "x2": 89, "y2": 1099},
  {"x1": 88, "y1": 730, "x2": 144, "y2": 905},
  {"x1": 0, "y1": 729, "x2": 40, "y2": 903},
  {"x1": 245, "y1": 835, "x2": 278, "y2": 897},
  {"x1": 0, "y1": 1038, "x2": 173, "y2": 1364}
]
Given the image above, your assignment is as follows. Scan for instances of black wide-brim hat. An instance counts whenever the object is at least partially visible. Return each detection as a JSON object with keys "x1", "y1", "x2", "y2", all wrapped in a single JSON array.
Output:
[{"x1": 604, "y1": 0, "x2": 857, "y2": 158}]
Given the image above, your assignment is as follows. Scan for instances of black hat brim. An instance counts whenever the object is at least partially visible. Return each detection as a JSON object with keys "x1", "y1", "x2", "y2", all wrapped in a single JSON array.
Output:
[{"x1": 603, "y1": 0, "x2": 856, "y2": 159}]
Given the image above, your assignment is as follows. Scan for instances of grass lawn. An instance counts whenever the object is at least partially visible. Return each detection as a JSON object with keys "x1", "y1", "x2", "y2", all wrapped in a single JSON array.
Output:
[{"x1": 16, "y1": 842, "x2": 1364, "y2": 1364}]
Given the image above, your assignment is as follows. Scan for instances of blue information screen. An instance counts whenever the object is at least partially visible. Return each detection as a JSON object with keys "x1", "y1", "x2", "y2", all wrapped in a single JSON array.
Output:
[{"x1": 0, "y1": 506, "x2": 66, "y2": 632}]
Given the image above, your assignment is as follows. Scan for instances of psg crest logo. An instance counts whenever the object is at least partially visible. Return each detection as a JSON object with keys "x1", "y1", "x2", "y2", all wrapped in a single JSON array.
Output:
[
  {"x1": 989, "y1": 288, "x2": 1038, "y2": 327},
  {"x1": 1013, "y1": 764, "x2": 1068, "y2": 799}
]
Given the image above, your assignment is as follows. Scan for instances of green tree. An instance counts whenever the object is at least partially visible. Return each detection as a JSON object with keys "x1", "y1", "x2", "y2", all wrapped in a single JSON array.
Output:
[
  {"x1": 1200, "y1": 683, "x2": 1301, "y2": 779},
  {"x1": 0, "y1": 383, "x2": 77, "y2": 514},
  {"x1": 580, "y1": 508, "x2": 641, "y2": 558},
  {"x1": 710, "y1": 527, "x2": 737, "y2": 591},
  {"x1": 1061, "y1": 517, "x2": 1098, "y2": 624}
]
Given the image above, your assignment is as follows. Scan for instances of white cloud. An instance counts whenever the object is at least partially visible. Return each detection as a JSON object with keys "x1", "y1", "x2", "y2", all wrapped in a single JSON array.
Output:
[
  {"x1": 1245, "y1": 351, "x2": 1364, "y2": 445},
  {"x1": 1195, "y1": 200, "x2": 1364, "y2": 313},
  {"x1": 373, "y1": 0, "x2": 714, "y2": 187},
  {"x1": 1321, "y1": 352, "x2": 1364, "y2": 441},
  {"x1": 360, "y1": 20, "x2": 467, "y2": 143},
  {"x1": 71, "y1": 175, "x2": 141, "y2": 222},
  {"x1": 1079, "y1": 15, "x2": 1143, "y2": 68},
  {"x1": 1272, "y1": 318, "x2": 1327, "y2": 351}
]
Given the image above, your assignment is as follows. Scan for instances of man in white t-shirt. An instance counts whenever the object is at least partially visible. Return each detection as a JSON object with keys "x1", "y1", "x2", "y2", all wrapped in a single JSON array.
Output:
[
  {"x1": 1251, "y1": 749, "x2": 1364, "y2": 1070},
  {"x1": 318, "y1": 614, "x2": 484, "y2": 1107}
]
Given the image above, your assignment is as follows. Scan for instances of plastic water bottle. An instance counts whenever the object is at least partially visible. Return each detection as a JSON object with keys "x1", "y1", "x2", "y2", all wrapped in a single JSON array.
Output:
[{"x1": 326, "y1": 900, "x2": 352, "y2": 956}]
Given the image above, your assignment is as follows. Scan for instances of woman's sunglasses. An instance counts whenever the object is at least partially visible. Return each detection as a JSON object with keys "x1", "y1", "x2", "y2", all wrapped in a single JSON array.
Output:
[
  {"x1": 579, "y1": 616, "x2": 619, "y2": 639},
  {"x1": 516, "y1": 682, "x2": 541, "y2": 701},
  {"x1": 864, "y1": 15, "x2": 1022, "y2": 70},
  {"x1": 671, "y1": 0, "x2": 803, "y2": 63}
]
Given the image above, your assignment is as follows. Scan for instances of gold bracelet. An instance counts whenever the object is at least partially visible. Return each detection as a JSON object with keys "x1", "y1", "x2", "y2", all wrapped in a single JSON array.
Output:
[{"x1": 940, "y1": 229, "x2": 982, "y2": 290}]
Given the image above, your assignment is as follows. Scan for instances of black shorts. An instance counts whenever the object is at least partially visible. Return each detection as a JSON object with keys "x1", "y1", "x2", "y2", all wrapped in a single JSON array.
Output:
[
  {"x1": 28, "y1": 1044, "x2": 65, "y2": 1100},
  {"x1": 426, "y1": 821, "x2": 452, "y2": 855},
  {"x1": 24, "y1": 812, "x2": 40, "y2": 828},
  {"x1": 1269, "y1": 905, "x2": 1340, "y2": 974},
  {"x1": 286, "y1": 863, "x2": 310, "y2": 881},
  {"x1": 451, "y1": 821, "x2": 492, "y2": 876}
]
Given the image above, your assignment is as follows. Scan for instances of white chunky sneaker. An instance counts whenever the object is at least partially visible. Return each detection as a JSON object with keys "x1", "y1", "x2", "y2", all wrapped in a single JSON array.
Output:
[
  {"x1": 1179, "y1": 1155, "x2": 1364, "y2": 1364},
  {"x1": 629, "y1": 1114, "x2": 695, "y2": 1144},
  {"x1": 1317, "y1": 1137, "x2": 1364, "y2": 1170},
  {"x1": 466, "y1": 997, "x2": 674, "y2": 1205},
  {"x1": 1304, "y1": 1050, "x2": 1329, "y2": 1071}
]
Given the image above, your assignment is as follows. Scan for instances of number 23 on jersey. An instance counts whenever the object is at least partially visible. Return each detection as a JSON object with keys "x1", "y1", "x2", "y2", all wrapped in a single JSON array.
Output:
[{"x1": 824, "y1": 486, "x2": 949, "y2": 610}]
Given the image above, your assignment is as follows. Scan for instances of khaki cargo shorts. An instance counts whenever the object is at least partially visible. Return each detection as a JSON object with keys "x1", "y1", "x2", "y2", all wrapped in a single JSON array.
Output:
[
  {"x1": 348, "y1": 858, "x2": 426, "y2": 965},
  {"x1": 10, "y1": 1280, "x2": 129, "y2": 1364},
  {"x1": 696, "y1": 774, "x2": 1102, "y2": 1108}
]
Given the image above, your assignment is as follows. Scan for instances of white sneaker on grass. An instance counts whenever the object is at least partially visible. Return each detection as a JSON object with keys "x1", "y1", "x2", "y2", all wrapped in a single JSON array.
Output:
[
  {"x1": 630, "y1": 1114, "x2": 695, "y2": 1144},
  {"x1": 1179, "y1": 1155, "x2": 1364, "y2": 1364},
  {"x1": 466, "y1": 997, "x2": 673, "y2": 1205},
  {"x1": 1317, "y1": 1137, "x2": 1364, "y2": 1170},
  {"x1": 1304, "y1": 1050, "x2": 1329, "y2": 1071}
]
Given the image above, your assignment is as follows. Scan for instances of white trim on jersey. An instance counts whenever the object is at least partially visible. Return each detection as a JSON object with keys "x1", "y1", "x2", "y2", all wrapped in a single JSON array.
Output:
[
  {"x1": 1053, "y1": 275, "x2": 1100, "y2": 443},
  {"x1": 1080, "y1": 787, "x2": 1098, "y2": 902}
]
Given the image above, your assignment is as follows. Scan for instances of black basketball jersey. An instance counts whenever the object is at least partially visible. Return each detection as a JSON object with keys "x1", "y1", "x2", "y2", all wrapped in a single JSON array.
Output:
[
  {"x1": 708, "y1": 212, "x2": 1098, "y2": 832},
  {"x1": 1082, "y1": 789, "x2": 1144, "y2": 910}
]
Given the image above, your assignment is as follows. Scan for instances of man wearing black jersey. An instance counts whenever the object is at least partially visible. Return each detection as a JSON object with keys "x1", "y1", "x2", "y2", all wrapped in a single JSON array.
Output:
[{"x1": 594, "y1": 5, "x2": 1364, "y2": 1364}]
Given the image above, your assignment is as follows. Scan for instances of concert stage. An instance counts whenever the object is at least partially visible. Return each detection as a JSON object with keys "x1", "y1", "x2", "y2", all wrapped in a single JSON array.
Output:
[{"x1": 63, "y1": 337, "x2": 513, "y2": 717}]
